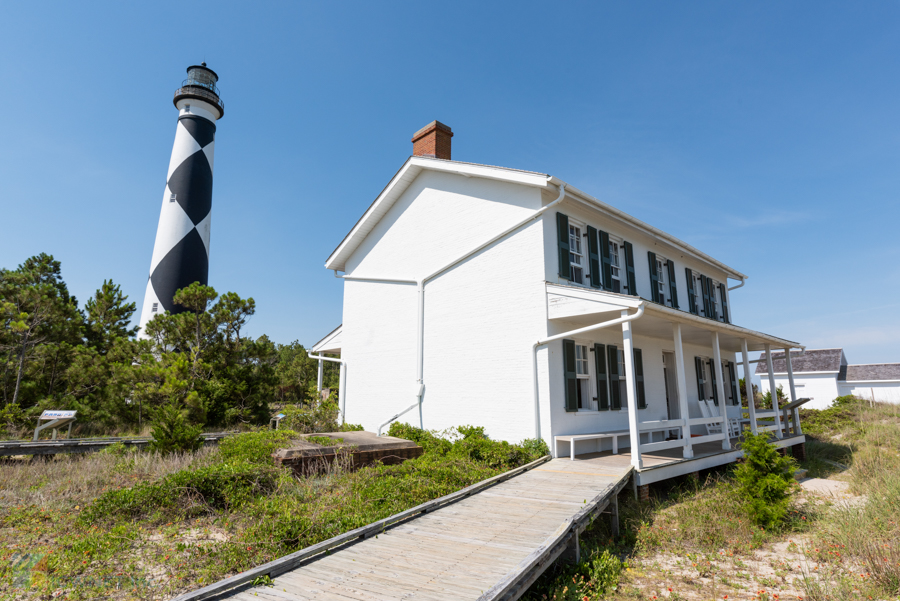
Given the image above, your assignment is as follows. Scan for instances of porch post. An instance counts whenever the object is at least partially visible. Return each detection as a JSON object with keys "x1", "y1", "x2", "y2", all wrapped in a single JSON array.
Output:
[
  {"x1": 741, "y1": 339, "x2": 758, "y2": 435},
  {"x1": 711, "y1": 332, "x2": 731, "y2": 450},
  {"x1": 784, "y1": 347, "x2": 802, "y2": 435},
  {"x1": 765, "y1": 344, "x2": 783, "y2": 438},
  {"x1": 672, "y1": 323, "x2": 693, "y2": 458},
  {"x1": 621, "y1": 310, "x2": 642, "y2": 469},
  {"x1": 317, "y1": 358, "x2": 324, "y2": 392}
]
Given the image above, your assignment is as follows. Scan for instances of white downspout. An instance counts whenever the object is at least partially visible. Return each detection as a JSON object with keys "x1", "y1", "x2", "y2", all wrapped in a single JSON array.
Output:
[
  {"x1": 309, "y1": 354, "x2": 347, "y2": 424},
  {"x1": 338, "y1": 181, "x2": 567, "y2": 434},
  {"x1": 727, "y1": 277, "x2": 746, "y2": 291},
  {"x1": 532, "y1": 304, "x2": 645, "y2": 442}
]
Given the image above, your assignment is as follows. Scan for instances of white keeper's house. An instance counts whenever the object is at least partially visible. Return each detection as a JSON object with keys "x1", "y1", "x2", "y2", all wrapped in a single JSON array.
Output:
[
  {"x1": 313, "y1": 121, "x2": 808, "y2": 485},
  {"x1": 758, "y1": 348, "x2": 900, "y2": 409}
]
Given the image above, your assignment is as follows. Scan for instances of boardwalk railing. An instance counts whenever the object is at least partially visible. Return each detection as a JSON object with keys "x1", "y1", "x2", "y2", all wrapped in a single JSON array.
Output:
[
  {"x1": 171, "y1": 454, "x2": 553, "y2": 601},
  {"x1": 476, "y1": 467, "x2": 632, "y2": 601},
  {"x1": 0, "y1": 433, "x2": 232, "y2": 457}
]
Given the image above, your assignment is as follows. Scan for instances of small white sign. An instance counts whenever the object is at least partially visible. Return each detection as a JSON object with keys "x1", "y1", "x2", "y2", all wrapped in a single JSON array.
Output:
[
  {"x1": 275, "y1": 413, "x2": 285, "y2": 420},
  {"x1": 39, "y1": 410, "x2": 76, "y2": 420}
]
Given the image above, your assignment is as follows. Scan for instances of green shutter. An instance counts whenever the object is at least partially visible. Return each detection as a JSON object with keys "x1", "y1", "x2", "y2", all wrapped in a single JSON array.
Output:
[
  {"x1": 647, "y1": 251, "x2": 660, "y2": 304},
  {"x1": 623, "y1": 241, "x2": 638, "y2": 297},
  {"x1": 594, "y1": 343, "x2": 608, "y2": 410},
  {"x1": 667, "y1": 260, "x2": 679, "y2": 309},
  {"x1": 685, "y1": 268, "x2": 698, "y2": 315},
  {"x1": 587, "y1": 226, "x2": 601, "y2": 289},
  {"x1": 563, "y1": 339, "x2": 578, "y2": 412},
  {"x1": 634, "y1": 348, "x2": 646, "y2": 409},
  {"x1": 708, "y1": 359, "x2": 719, "y2": 406},
  {"x1": 607, "y1": 345, "x2": 621, "y2": 410},
  {"x1": 695, "y1": 356, "x2": 706, "y2": 401},
  {"x1": 599, "y1": 230, "x2": 612, "y2": 291},
  {"x1": 719, "y1": 283, "x2": 729, "y2": 324},
  {"x1": 727, "y1": 361, "x2": 739, "y2": 406},
  {"x1": 557, "y1": 213, "x2": 571, "y2": 281},
  {"x1": 700, "y1": 275, "x2": 712, "y2": 319}
]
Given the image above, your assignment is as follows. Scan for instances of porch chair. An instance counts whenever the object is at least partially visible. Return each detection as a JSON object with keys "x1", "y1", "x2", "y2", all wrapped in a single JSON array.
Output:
[
  {"x1": 701, "y1": 400, "x2": 741, "y2": 438},
  {"x1": 697, "y1": 400, "x2": 724, "y2": 436}
]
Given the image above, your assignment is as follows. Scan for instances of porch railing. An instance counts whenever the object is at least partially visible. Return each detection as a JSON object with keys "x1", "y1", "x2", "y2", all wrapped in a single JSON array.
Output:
[{"x1": 636, "y1": 416, "x2": 728, "y2": 456}]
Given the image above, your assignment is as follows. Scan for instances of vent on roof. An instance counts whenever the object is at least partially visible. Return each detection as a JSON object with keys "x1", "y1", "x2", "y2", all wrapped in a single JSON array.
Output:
[{"x1": 412, "y1": 121, "x2": 453, "y2": 160}]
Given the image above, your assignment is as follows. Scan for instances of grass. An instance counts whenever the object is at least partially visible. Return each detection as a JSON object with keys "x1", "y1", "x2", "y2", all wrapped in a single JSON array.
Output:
[
  {"x1": 0, "y1": 424, "x2": 547, "y2": 600},
  {"x1": 526, "y1": 396, "x2": 900, "y2": 600}
]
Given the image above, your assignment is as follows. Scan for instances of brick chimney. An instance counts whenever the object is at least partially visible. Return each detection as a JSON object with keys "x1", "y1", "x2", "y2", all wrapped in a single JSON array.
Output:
[{"x1": 411, "y1": 121, "x2": 453, "y2": 160}]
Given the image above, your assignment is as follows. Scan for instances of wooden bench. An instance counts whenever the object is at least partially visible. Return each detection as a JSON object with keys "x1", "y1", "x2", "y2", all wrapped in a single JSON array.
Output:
[{"x1": 554, "y1": 431, "x2": 630, "y2": 460}]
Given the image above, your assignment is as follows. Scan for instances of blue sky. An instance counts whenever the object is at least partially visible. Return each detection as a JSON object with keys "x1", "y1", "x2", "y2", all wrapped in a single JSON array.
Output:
[{"x1": 1, "y1": 2, "x2": 898, "y2": 369}]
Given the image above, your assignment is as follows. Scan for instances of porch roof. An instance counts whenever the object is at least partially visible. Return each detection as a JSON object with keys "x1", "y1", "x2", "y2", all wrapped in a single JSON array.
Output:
[
  {"x1": 546, "y1": 283, "x2": 801, "y2": 353},
  {"x1": 312, "y1": 324, "x2": 342, "y2": 354}
]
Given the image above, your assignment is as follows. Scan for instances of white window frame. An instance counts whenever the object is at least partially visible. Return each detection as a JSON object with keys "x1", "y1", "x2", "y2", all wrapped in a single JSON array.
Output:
[
  {"x1": 568, "y1": 220, "x2": 585, "y2": 286},
  {"x1": 690, "y1": 270, "x2": 702, "y2": 314},
  {"x1": 575, "y1": 341, "x2": 598, "y2": 411},
  {"x1": 709, "y1": 277, "x2": 721, "y2": 320},
  {"x1": 608, "y1": 235, "x2": 623, "y2": 294},
  {"x1": 656, "y1": 254, "x2": 669, "y2": 307}
]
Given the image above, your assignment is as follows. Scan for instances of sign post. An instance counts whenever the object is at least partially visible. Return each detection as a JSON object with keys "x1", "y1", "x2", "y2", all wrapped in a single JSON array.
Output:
[{"x1": 33, "y1": 410, "x2": 77, "y2": 442}]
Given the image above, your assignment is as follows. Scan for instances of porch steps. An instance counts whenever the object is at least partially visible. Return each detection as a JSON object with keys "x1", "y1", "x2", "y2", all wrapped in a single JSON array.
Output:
[{"x1": 172, "y1": 456, "x2": 632, "y2": 601}]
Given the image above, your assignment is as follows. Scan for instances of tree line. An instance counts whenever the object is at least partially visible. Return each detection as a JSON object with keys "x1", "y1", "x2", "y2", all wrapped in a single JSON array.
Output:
[{"x1": 0, "y1": 253, "x2": 339, "y2": 436}]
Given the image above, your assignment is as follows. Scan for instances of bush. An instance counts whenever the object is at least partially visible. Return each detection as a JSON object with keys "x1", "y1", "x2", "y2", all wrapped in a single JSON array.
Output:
[
  {"x1": 81, "y1": 460, "x2": 280, "y2": 524},
  {"x1": 218, "y1": 429, "x2": 299, "y2": 464},
  {"x1": 387, "y1": 423, "x2": 549, "y2": 470},
  {"x1": 148, "y1": 402, "x2": 204, "y2": 455},
  {"x1": 280, "y1": 399, "x2": 340, "y2": 434},
  {"x1": 735, "y1": 431, "x2": 796, "y2": 529}
]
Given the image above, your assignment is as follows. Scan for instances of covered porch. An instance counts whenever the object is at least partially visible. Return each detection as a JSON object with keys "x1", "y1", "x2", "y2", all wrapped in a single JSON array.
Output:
[{"x1": 543, "y1": 283, "x2": 807, "y2": 479}]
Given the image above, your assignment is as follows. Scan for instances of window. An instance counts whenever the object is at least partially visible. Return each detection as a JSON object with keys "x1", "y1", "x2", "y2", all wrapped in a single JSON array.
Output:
[
  {"x1": 691, "y1": 271, "x2": 702, "y2": 314},
  {"x1": 169, "y1": 193, "x2": 177, "y2": 203},
  {"x1": 708, "y1": 279, "x2": 720, "y2": 320},
  {"x1": 568, "y1": 223, "x2": 584, "y2": 284},
  {"x1": 609, "y1": 239, "x2": 622, "y2": 293},
  {"x1": 575, "y1": 344, "x2": 592, "y2": 409},
  {"x1": 617, "y1": 349, "x2": 628, "y2": 406},
  {"x1": 656, "y1": 257, "x2": 667, "y2": 305},
  {"x1": 151, "y1": 302, "x2": 158, "y2": 313}
]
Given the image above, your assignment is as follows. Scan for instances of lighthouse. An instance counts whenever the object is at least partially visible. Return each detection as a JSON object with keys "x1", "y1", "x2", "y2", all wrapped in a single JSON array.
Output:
[{"x1": 138, "y1": 63, "x2": 224, "y2": 335}]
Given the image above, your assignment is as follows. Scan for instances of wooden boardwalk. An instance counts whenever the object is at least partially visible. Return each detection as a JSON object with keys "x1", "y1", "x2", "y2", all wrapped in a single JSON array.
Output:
[{"x1": 178, "y1": 456, "x2": 632, "y2": 601}]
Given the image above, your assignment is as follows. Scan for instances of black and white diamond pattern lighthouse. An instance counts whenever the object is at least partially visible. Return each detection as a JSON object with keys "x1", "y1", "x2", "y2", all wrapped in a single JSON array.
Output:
[{"x1": 138, "y1": 64, "x2": 224, "y2": 335}]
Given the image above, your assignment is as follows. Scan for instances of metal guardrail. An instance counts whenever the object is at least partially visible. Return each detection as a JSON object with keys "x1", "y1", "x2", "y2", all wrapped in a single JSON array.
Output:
[
  {"x1": 0, "y1": 432, "x2": 232, "y2": 457},
  {"x1": 174, "y1": 85, "x2": 224, "y2": 113}
]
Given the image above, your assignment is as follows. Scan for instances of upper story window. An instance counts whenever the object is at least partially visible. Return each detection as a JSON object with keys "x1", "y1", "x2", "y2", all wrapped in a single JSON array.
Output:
[
  {"x1": 575, "y1": 344, "x2": 589, "y2": 378},
  {"x1": 568, "y1": 223, "x2": 584, "y2": 284},
  {"x1": 609, "y1": 239, "x2": 622, "y2": 293},
  {"x1": 690, "y1": 270, "x2": 702, "y2": 314},
  {"x1": 708, "y1": 278, "x2": 720, "y2": 319}
]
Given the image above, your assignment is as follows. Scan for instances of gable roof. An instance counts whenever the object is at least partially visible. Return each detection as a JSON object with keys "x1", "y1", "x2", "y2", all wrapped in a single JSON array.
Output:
[
  {"x1": 843, "y1": 364, "x2": 900, "y2": 382},
  {"x1": 756, "y1": 348, "x2": 845, "y2": 375},
  {"x1": 324, "y1": 156, "x2": 747, "y2": 280}
]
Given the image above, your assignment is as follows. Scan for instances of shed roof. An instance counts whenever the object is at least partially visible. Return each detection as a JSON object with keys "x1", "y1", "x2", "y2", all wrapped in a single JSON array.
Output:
[
  {"x1": 756, "y1": 348, "x2": 845, "y2": 375},
  {"x1": 843, "y1": 364, "x2": 900, "y2": 382}
]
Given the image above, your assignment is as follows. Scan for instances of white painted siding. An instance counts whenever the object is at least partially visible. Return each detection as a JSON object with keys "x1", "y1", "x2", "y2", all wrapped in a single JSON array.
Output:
[
  {"x1": 838, "y1": 382, "x2": 900, "y2": 404},
  {"x1": 759, "y1": 373, "x2": 840, "y2": 410},
  {"x1": 340, "y1": 171, "x2": 549, "y2": 442},
  {"x1": 541, "y1": 198, "x2": 734, "y2": 324},
  {"x1": 542, "y1": 324, "x2": 741, "y2": 454}
]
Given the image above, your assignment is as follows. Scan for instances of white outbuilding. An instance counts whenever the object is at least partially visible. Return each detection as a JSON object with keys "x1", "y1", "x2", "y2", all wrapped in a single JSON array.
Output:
[{"x1": 757, "y1": 348, "x2": 900, "y2": 409}]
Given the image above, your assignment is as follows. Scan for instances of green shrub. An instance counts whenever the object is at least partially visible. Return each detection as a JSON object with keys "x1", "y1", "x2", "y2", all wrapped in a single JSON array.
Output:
[
  {"x1": 149, "y1": 402, "x2": 203, "y2": 455},
  {"x1": 735, "y1": 431, "x2": 796, "y2": 529},
  {"x1": 218, "y1": 430, "x2": 299, "y2": 464},
  {"x1": 280, "y1": 400, "x2": 340, "y2": 433},
  {"x1": 339, "y1": 423, "x2": 364, "y2": 432},
  {"x1": 387, "y1": 423, "x2": 549, "y2": 470},
  {"x1": 81, "y1": 460, "x2": 280, "y2": 524}
]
